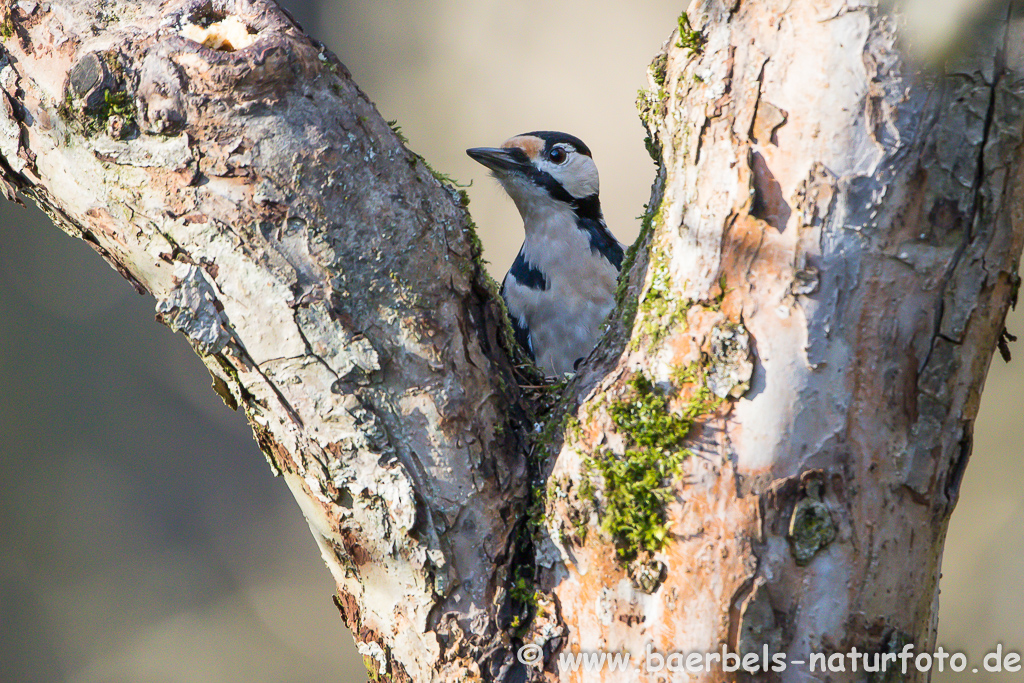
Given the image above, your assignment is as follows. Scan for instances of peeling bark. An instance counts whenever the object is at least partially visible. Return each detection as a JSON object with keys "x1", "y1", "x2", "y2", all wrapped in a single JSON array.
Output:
[
  {"x1": 540, "y1": 2, "x2": 1024, "y2": 681},
  {"x1": 3, "y1": 1, "x2": 1023, "y2": 682},
  {"x1": 0, "y1": 1, "x2": 532, "y2": 679}
]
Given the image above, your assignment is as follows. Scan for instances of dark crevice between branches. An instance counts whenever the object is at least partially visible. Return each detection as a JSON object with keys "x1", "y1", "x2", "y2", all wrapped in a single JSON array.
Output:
[{"x1": 442, "y1": 194, "x2": 546, "y2": 680}]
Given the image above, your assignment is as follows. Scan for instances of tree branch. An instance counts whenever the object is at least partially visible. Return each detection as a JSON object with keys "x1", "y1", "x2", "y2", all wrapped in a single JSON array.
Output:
[
  {"x1": 0, "y1": 0, "x2": 533, "y2": 678},
  {"x1": 538, "y1": 1, "x2": 1024, "y2": 679}
]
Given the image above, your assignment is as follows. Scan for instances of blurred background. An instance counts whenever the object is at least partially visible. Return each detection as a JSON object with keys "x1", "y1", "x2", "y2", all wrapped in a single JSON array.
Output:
[{"x1": 0, "y1": 1, "x2": 1019, "y2": 682}]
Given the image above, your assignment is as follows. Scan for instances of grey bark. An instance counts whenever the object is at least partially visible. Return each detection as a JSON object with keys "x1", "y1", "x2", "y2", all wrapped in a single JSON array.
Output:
[
  {"x1": 0, "y1": 1, "x2": 530, "y2": 680},
  {"x1": 2, "y1": 1, "x2": 1023, "y2": 682}
]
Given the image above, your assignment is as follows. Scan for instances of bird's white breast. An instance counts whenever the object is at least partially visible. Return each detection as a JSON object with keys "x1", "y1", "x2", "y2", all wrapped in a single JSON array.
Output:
[{"x1": 503, "y1": 202, "x2": 619, "y2": 375}]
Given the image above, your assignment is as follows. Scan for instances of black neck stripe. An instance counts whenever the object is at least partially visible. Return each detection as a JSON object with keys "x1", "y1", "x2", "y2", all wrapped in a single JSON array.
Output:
[
  {"x1": 576, "y1": 213, "x2": 624, "y2": 270},
  {"x1": 529, "y1": 167, "x2": 601, "y2": 218},
  {"x1": 508, "y1": 249, "x2": 548, "y2": 291},
  {"x1": 531, "y1": 176, "x2": 623, "y2": 271}
]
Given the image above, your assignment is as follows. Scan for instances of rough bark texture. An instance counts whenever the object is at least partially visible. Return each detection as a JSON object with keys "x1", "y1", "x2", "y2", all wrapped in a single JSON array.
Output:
[
  {"x1": 3, "y1": 1, "x2": 1024, "y2": 682},
  {"x1": 0, "y1": 1, "x2": 532, "y2": 680},
  {"x1": 539, "y1": 1, "x2": 1024, "y2": 681}
]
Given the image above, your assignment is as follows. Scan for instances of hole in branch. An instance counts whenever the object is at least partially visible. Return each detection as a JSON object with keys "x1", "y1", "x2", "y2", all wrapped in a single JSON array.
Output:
[{"x1": 180, "y1": 12, "x2": 258, "y2": 52}]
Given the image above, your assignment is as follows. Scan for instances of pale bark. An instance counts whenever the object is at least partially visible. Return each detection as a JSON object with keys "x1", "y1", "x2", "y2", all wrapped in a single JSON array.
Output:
[
  {"x1": 2, "y1": 1, "x2": 1023, "y2": 683},
  {"x1": 0, "y1": 1, "x2": 528, "y2": 680},
  {"x1": 542, "y1": 2, "x2": 1024, "y2": 682}
]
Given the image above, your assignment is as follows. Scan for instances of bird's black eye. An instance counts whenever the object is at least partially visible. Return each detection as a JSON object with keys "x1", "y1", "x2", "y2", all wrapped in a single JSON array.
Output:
[{"x1": 548, "y1": 146, "x2": 568, "y2": 164}]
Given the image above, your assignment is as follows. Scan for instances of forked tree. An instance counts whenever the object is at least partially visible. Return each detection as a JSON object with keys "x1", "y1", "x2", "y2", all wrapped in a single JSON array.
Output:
[{"x1": 1, "y1": 1, "x2": 1021, "y2": 681}]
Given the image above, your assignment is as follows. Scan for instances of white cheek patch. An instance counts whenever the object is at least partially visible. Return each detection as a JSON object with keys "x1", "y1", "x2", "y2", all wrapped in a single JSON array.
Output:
[{"x1": 538, "y1": 154, "x2": 600, "y2": 199}]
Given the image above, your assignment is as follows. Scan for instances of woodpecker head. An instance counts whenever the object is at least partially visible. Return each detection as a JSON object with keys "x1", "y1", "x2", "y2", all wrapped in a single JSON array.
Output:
[{"x1": 466, "y1": 131, "x2": 601, "y2": 221}]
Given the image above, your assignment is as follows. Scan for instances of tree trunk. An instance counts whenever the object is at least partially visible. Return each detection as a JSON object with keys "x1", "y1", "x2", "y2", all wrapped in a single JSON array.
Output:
[
  {"x1": 541, "y1": 1, "x2": 1024, "y2": 680},
  {"x1": 1, "y1": 1, "x2": 1021, "y2": 682}
]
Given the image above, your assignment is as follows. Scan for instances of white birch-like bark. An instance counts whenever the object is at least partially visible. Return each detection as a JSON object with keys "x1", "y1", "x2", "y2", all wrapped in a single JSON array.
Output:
[{"x1": 2, "y1": 1, "x2": 1023, "y2": 683}]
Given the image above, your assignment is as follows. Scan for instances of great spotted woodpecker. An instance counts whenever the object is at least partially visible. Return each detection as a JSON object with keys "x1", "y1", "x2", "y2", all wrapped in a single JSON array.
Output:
[{"x1": 467, "y1": 131, "x2": 623, "y2": 376}]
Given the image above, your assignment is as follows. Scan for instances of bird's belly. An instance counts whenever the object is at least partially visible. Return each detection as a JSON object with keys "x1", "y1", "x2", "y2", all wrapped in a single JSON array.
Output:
[
  {"x1": 528, "y1": 286, "x2": 614, "y2": 376},
  {"x1": 501, "y1": 236, "x2": 620, "y2": 376}
]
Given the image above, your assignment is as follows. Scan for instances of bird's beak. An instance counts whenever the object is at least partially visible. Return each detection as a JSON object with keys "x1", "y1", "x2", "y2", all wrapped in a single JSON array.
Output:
[{"x1": 466, "y1": 147, "x2": 527, "y2": 174}]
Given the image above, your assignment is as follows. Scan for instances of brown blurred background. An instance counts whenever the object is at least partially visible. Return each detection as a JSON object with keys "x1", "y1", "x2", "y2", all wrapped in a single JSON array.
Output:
[{"x1": 0, "y1": 2, "x2": 1019, "y2": 682}]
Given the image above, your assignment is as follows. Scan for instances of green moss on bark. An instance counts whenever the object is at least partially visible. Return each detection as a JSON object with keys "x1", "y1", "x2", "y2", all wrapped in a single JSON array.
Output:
[
  {"x1": 676, "y1": 11, "x2": 705, "y2": 55},
  {"x1": 631, "y1": 240, "x2": 688, "y2": 350},
  {"x1": 584, "y1": 370, "x2": 721, "y2": 562}
]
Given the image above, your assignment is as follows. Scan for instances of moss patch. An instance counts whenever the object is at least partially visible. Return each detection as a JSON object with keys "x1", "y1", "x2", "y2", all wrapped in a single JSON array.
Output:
[
  {"x1": 649, "y1": 52, "x2": 668, "y2": 88},
  {"x1": 637, "y1": 87, "x2": 665, "y2": 131},
  {"x1": 587, "y1": 445, "x2": 686, "y2": 561},
  {"x1": 675, "y1": 363, "x2": 726, "y2": 418},
  {"x1": 460, "y1": 194, "x2": 484, "y2": 254},
  {"x1": 101, "y1": 88, "x2": 132, "y2": 119},
  {"x1": 60, "y1": 86, "x2": 136, "y2": 136},
  {"x1": 615, "y1": 244, "x2": 643, "y2": 332},
  {"x1": 676, "y1": 11, "x2": 706, "y2": 56},
  {"x1": 508, "y1": 568, "x2": 539, "y2": 633},
  {"x1": 608, "y1": 374, "x2": 690, "y2": 451},
  {"x1": 585, "y1": 371, "x2": 721, "y2": 562},
  {"x1": 631, "y1": 241, "x2": 688, "y2": 351},
  {"x1": 386, "y1": 118, "x2": 408, "y2": 144}
]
